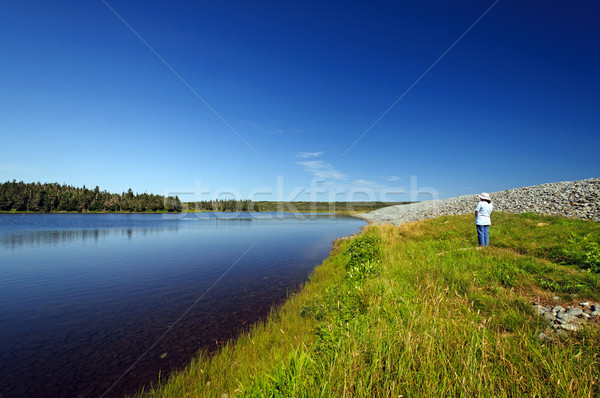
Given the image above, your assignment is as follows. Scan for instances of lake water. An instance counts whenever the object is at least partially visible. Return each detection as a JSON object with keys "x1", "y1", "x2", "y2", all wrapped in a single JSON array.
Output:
[{"x1": 0, "y1": 213, "x2": 365, "y2": 397}]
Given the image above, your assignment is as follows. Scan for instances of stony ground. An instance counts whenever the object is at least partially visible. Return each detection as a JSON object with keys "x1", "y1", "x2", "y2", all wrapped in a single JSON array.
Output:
[
  {"x1": 358, "y1": 178, "x2": 600, "y2": 225},
  {"x1": 534, "y1": 300, "x2": 599, "y2": 342}
]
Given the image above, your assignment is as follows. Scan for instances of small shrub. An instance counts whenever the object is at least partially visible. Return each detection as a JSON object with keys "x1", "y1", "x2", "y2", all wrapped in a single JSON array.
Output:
[
  {"x1": 346, "y1": 259, "x2": 379, "y2": 281},
  {"x1": 535, "y1": 277, "x2": 586, "y2": 294},
  {"x1": 300, "y1": 303, "x2": 326, "y2": 320},
  {"x1": 314, "y1": 323, "x2": 339, "y2": 356},
  {"x1": 544, "y1": 233, "x2": 600, "y2": 273},
  {"x1": 344, "y1": 234, "x2": 381, "y2": 281},
  {"x1": 582, "y1": 240, "x2": 600, "y2": 273}
]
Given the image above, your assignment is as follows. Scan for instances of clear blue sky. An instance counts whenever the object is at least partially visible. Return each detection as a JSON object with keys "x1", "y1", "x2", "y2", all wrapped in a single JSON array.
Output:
[{"x1": 1, "y1": 1, "x2": 598, "y2": 201}]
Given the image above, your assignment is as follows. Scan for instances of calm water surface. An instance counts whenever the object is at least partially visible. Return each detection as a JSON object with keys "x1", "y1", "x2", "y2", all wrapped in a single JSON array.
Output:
[{"x1": 0, "y1": 213, "x2": 365, "y2": 397}]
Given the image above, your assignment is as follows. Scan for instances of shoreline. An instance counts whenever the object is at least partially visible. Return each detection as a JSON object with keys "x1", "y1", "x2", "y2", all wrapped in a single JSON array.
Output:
[
  {"x1": 0, "y1": 210, "x2": 366, "y2": 215},
  {"x1": 138, "y1": 211, "x2": 600, "y2": 396}
]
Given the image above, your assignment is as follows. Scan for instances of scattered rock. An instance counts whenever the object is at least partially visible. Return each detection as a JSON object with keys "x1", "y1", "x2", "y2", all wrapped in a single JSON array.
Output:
[
  {"x1": 552, "y1": 306, "x2": 565, "y2": 314},
  {"x1": 560, "y1": 324, "x2": 581, "y2": 332},
  {"x1": 544, "y1": 312, "x2": 556, "y2": 322},
  {"x1": 557, "y1": 315, "x2": 579, "y2": 324},
  {"x1": 566, "y1": 308, "x2": 583, "y2": 316},
  {"x1": 534, "y1": 305, "x2": 547, "y2": 315},
  {"x1": 552, "y1": 296, "x2": 561, "y2": 302},
  {"x1": 533, "y1": 301, "x2": 599, "y2": 336},
  {"x1": 537, "y1": 332, "x2": 550, "y2": 342}
]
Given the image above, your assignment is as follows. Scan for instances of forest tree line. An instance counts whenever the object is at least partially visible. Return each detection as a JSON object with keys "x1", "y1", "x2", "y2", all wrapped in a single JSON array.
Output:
[
  {"x1": 0, "y1": 180, "x2": 182, "y2": 212},
  {"x1": 185, "y1": 200, "x2": 413, "y2": 212},
  {"x1": 186, "y1": 199, "x2": 253, "y2": 212}
]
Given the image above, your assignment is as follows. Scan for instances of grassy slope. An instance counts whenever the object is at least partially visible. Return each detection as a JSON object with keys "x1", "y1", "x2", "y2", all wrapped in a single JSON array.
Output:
[{"x1": 139, "y1": 212, "x2": 600, "y2": 397}]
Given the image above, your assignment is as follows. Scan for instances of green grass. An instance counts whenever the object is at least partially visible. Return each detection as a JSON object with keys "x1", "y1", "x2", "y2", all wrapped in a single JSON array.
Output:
[{"x1": 137, "y1": 212, "x2": 600, "y2": 397}]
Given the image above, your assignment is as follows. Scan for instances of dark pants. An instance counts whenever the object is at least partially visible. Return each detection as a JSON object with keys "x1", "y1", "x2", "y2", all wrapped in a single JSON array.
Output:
[{"x1": 476, "y1": 225, "x2": 489, "y2": 246}]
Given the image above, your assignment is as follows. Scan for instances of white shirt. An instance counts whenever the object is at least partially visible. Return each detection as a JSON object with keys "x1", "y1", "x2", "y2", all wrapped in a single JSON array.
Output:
[{"x1": 475, "y1": 201, "x2": 493, "y2": 225}]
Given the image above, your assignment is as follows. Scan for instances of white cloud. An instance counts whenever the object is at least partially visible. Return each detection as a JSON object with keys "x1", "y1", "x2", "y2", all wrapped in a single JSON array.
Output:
[
  {"x1": 297, "y1": 160, "x2": 347, "y2": 180},
  {"x1": 296, "y1": 151, "x2": 324, "y2": 159},
  {"x1": 244, "y1": 121, "x2": 301, "y2": 135},
  {"x1": 386, "y1": 175, "x2": 401, "y2": 182}
]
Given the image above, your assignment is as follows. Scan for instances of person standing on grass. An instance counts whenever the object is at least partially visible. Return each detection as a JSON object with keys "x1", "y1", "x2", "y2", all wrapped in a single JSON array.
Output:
[{"x1": 475, "y1": 193, "x2": 493, "y2": 246}]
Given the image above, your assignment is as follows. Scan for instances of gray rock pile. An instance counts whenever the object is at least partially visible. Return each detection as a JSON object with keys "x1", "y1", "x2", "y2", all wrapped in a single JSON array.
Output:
[
  {"x1": 534, "y1": 301, "x2": 599, "y2": 338},
  {"x1": 359, "y1": 178, "x2": 600, "y2": 225}
]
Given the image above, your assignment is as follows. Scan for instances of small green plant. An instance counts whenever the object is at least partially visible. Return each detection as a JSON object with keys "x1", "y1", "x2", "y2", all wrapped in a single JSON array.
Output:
[
  {"x1": 582, "y1": 240, "x2": 600, "y2": 273},
  {"x1": 346, "y1": 259, "x2": 379, "y2": 281},
  {"x1": 546, "y1": 233, "x2": 600, "y2": 273},
  {"x1": 535, "y1": 276, "x2": 587, "y2": 294},
  {"x1": 300, "y1": 303, "x2": 326, "y2": 320},
  {"x1": 535, "y1": 277, "x2": 561, "y2": 292},
  {"x1": 493, "y1": 261, "x2": 520, "y2": 287},
  {"x1": 344, "y1": 234, "x2": 381, "y2": 281}
]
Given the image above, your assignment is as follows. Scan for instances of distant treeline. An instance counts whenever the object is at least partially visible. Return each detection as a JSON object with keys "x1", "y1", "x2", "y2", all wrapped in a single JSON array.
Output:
[
  {"x1": 185, "y1": 200, "x2": 413, "y2": 213},
  {"x1": 0, "y1": 180, "x2": 182, "y2": 213}
]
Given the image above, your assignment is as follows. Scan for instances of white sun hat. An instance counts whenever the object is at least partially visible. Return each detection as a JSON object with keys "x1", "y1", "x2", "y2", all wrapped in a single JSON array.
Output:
[{"x1": 478, "y1": 192, "x2": 491, "y2": 201}]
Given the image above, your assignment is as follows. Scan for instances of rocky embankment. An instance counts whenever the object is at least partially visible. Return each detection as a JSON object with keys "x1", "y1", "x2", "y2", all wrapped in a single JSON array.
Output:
[{"x1": 359, "y1": 178, "x2": 600, "y2": 225}]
